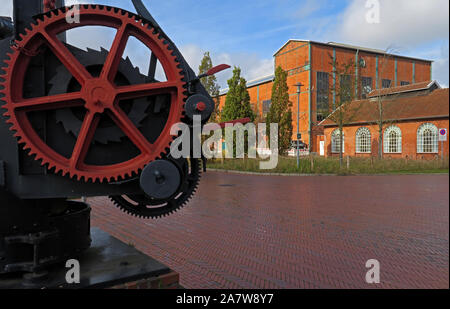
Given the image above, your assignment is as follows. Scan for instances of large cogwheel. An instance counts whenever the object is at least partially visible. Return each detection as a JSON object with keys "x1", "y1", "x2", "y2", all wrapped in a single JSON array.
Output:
[{"x1": 0, "y1": 5, "x2": 187, "y2": 183}]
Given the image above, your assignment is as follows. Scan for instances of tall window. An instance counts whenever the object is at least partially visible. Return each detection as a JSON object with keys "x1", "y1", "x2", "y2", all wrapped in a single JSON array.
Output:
[
  {"x1": 417, "y1": 123, "x2": 438, "y2": 153},
  {"x1": 316, "y1": 72, "x2": 329, "y2": 120},
  {"x1": 384, "y1": 126, "x2": 402, "y2": 154},
  {"x1": 331, "y1": 129, "x2": 345, "y2": 153},
  {"x1": 382, "y1": 79, "x2": 392, "y2": 88},
  {"x1": 356, "y1": 127, "x2": 371, "y2": 153},
  {"x1": 361, "y1": 77, "x2": 373, "y2": 98},
  {"x1": 339, "y1": 74, "x2": 352, "y2": 103},
  {"x1": 262, "y1": 100, "x2": 271, "y2": 117}
]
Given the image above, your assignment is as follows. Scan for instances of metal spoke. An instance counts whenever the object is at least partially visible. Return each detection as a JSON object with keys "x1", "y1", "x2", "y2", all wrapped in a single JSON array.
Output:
[
  {"x1": 108, "y1": 106, "x2": 154, "y2": 154},
  {"x1": 70, "y1": 111, "x2": 100, "y2": 169},
  {"x1": 101, "y1": 24, "x2": 130, "y2": 82},
  {"x1": 40, "y1": 31, "x2": 92, "y2": 85},
  {"x1": 12, "y1": 92, "x2": 83, "y2": 112},
  {"x1": 116, "y1": 81, "x2": 179, "y2": 100}
]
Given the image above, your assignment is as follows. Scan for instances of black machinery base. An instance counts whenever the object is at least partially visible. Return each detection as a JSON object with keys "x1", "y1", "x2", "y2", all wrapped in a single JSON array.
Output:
[{"x1": 0, "y1": 228, "x2": 178, "y2": 289}]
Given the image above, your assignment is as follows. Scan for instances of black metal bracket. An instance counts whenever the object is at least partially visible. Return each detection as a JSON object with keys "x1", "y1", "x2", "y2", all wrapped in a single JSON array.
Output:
[{"x1": 4, "y1": 230, "x2": 59, "y2": 273}]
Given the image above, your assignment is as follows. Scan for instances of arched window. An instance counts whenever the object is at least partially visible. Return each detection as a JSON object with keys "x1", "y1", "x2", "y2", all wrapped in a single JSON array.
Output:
[
  {"x1": 331, "y1": 129, "x2": 345, "y2": 153},
  {"x1": 384, "y1": 126, "x2": 402, "y2": 154},
  {"x1": 417, "y1": 123, "x2": 438, "y2": 153},
  {"x1": 356, "y1": 127, "x2": 371, "y2": 153}
]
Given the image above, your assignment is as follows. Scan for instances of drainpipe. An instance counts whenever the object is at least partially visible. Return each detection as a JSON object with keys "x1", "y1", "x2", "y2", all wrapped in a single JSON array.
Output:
[{"x1": 355, "y1": 49, "x2": 359, "y2": 98}]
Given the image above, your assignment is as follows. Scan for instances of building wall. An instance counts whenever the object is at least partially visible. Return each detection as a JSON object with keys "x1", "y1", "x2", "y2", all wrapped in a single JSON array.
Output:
[
  {"x1": 218, "y1": 40, "x2": 433, "y2": 154},
  {"x1": 218, "y1": 81, "x2": 273, "y2": 117},
  {"x1": 323, "y1": 119, "x2": 449, "y2": 159},
  {"x1": 275, "y1": 41, "x2": 310, "y2": 73},
  {"x1": 308, "y1": 43, "x2": 432, "y2": 153}
]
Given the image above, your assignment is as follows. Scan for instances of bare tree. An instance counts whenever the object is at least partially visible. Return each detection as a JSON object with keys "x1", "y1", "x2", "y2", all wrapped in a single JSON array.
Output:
[
  {"x1": 324, "y1": 55, "x2": 363, "y2": 167},
  {"x1": 366, "y1": 48, "x2": 411, "y2": 159}
]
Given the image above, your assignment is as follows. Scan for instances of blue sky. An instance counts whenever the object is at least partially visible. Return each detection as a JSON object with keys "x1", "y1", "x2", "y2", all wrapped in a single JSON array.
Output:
[{"x1": 1, "y1": 0, "x2": 448, "y2": 88}]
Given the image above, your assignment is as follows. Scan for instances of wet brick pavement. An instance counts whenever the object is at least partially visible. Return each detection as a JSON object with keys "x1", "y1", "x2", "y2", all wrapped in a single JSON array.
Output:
[{"x1": 90, "y1": 172, "x2": 449, "y2": 289}]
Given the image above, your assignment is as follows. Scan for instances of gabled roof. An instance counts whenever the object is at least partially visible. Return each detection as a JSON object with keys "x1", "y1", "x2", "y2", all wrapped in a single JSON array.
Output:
[
  {"x1": 320, "y1": 88, "x2": 449, "y2": 127},
  {"x1": 273, "y1": 39, "x2": 309, "y2": 56},
  {"x1": 367, "y1": 81, "x2": 441, "y2": 98}
]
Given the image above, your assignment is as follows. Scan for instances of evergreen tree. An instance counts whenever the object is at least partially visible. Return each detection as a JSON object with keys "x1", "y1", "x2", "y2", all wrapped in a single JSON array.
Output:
[
  {"x1": 266, "y1": 66, "x2": 293, "y2": 155},
  {"x1": 221, "y1": 67, "x2": 255, "y2": 157},
  {"x1": 221, "y1": 67, "x2": 255, "y2": 122},
  {"x1": 198, "y1": 52, "x2": 220, "y2": 122}
]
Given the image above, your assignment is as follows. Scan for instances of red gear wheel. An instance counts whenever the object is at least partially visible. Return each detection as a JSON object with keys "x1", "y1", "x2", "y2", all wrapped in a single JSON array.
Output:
[{"x1": 0, "y1": 5, "x2": 186, "y2": 183}]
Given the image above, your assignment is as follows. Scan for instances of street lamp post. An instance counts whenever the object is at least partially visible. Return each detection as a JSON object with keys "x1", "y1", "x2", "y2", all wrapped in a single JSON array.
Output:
[{"x1": 294, "y1": 83, "x2": 303, "y2": 169}]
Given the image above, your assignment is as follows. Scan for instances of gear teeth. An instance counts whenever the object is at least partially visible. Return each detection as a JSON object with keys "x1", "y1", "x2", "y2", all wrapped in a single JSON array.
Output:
[{"x1": 1, "y1": 5, "x2": 188, "y2": 184}]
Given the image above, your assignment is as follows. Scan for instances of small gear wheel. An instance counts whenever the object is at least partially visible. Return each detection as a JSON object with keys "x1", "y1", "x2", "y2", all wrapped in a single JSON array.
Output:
[
  {"x1": 0, "y1": 5, "x2": 187, "y2": 182},
  {"x1": 110, "y1": 158, "x2": 201, "y2": 219}
]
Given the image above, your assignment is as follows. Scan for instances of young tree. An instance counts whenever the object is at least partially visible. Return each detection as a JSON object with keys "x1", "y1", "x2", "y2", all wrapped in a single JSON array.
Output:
[
  {"x1": 367, "y1": 49, "x2": 405, "y2": 159},
  {"x1": 221, "y1": 67, "x2": 255, "y2": 157},
  {"x1": 221, "y1": 67, "x2": 255, "y2": 122},
  {"x1": 198, "y1": 52, "x2": 221, "y2": 122},
  {"x1": 266, "y1": 66, "x2": 293, "y2": 155},
  {"x1": 326, "y1": 56, "x2": 363, "y2": 167}
]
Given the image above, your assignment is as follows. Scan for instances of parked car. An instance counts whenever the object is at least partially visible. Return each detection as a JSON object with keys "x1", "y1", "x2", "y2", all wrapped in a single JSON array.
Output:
[
  {"x1": 287, "y1": 141, "x2": 309, "y2": 156},
  {"x1": 290, "y1": 140, "x2": 307, "y2": 150}
]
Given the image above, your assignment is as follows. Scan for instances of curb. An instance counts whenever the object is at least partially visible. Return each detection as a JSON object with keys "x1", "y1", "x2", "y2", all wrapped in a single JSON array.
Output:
[{"x1": 206, "y1": 169, "x2": 449, "y2": 177}]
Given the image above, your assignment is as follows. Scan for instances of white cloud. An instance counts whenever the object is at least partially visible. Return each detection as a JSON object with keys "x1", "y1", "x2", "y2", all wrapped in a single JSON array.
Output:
[
  {"x1": 332, "y1": 0, "x2": 449, "y2": 87},
  {"x1": 335, "y1": 0, "x2": 449, "y2": 49},
  {"x1": 433, "y1": 44, "x2": 449, "y2": 88},
  {"x1": 180, "y1": 44, "x2": 274, "y2": 89}
]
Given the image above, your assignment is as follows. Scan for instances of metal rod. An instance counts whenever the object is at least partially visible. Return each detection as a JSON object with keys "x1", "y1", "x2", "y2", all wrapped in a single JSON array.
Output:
[
  {"x1": 295, "y1": 83, "x2": 302, "y2": 169},
  {"x1": 297, "y1": 90, "x2": 300, "y2": 169}
]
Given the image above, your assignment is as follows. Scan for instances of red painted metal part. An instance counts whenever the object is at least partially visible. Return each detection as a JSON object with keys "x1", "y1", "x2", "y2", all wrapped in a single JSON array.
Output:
[
  {"x1": 43, "y1": 0, "x2": 56, "y2": 12},
  {"x1": 205, "y1": 64, "x2": 231, "y2": 77},
  {"x1": 198, "y1": 64, "x2": 231, "y2": 79},
  {"x1": 196, "y1": 101, "x2": 206, "y2": 112},
  {"x1": 0, "y1": 6, "x2": 187, "y2": 182}
]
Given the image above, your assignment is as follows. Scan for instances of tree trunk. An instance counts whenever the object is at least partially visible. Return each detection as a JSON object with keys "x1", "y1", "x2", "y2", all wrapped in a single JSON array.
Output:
[
  {"x1": 378, "y1": 126, "x2": 383, "y2": 159},
  {"x1": 339, "y1": 127, "x2": 344, "y2": 168}
]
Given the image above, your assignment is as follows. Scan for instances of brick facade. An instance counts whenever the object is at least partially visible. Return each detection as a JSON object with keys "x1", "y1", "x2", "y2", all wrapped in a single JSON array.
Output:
[
  {"x1": 321, "y1": 87, "x2": 449, "y2": 159},
  {"x1": 219, "y1": 40, "x2": 433, "y2": 153},
  {"x1": 323, "y1": 119, "x2": 449, "y2": 159}
]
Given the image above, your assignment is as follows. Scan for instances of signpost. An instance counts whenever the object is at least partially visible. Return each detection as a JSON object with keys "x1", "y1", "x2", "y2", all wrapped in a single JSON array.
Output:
[{"x1": 439, "y1": 129, "x2": 447, "y2": 161}]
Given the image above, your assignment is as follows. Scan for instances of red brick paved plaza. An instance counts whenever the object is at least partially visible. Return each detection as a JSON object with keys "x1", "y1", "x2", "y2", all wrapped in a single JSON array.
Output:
[{"x1": 90, "y1": 172, "x2": 449, "y2": 289}]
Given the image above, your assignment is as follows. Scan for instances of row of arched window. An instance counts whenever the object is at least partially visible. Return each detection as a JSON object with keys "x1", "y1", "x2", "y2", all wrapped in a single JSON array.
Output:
[{"x1": 331, "y1": 123, "x2": 440, "y2": 154}]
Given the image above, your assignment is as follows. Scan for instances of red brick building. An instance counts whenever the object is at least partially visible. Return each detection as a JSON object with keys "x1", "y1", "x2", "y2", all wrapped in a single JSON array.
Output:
[
  {"x1": 219, "y1": 40, "x2": 434, "y2": 153},
  {"x1": 320, "y1": 82, "x2": 449, "y2": 159}
]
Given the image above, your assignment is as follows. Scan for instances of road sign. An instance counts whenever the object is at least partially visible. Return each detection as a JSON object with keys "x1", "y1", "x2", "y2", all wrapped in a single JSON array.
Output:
[
  {"x1": 297, "y1": 133, "x2": 302, "y2": 140},
  {"x1": 439, "y1": 129, "x2": 447, "y2": 142}
]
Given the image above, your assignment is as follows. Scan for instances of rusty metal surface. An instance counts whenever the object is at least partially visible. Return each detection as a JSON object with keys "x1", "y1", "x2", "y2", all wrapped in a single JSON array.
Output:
[{"x1": 91, "y1": 173, "x2": 449, "y2": 289}]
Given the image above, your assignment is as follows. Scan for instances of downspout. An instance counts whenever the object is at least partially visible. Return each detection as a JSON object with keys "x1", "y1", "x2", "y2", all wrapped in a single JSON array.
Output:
[
  {"x1": 257, "y1": 85, "x2": 260, "y2": 115},
  {"x1": 333, "y1": 48, "x2": 336, "y2": 110},
  {"x1": 355, "y1": 49, "x2": 359, "y2": 98},
  {"x1": 308, "y1": 43, "x2": 312, "y2": 152},
  {"x1": 394, "y1": 59, "x2": 398, "y2": 86},
  {"x1": 375, "y1": 55, "x2": 379, "y2": 89}
]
